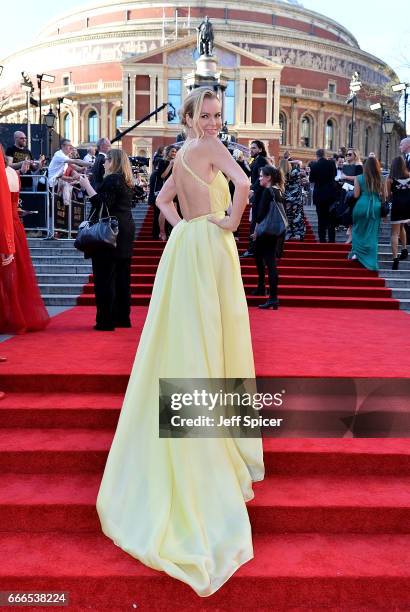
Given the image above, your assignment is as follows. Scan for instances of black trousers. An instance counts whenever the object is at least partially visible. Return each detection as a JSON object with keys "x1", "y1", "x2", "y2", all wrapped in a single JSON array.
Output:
[
  {"x1": 152, "y1": 202, "x2": 174, "y2": 239},
  {"x1": 254, "y1": 237, "x2": 279, "y2": 300},
  {"x1": 316, "y1": 203, "x2": 336, "y2": 243},
  {"x1": 152, "y1": 203, "x2": 160, "y2": 239},
  {"x1": 91, "y1": 253, "x2": 132, "y2": 328}
]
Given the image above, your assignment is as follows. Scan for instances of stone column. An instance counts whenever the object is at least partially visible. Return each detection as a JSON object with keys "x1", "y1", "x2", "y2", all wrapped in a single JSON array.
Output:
[
  {"x1": 149, "y1": 76, "x2": 156, "y2": 125},
  {"x1": 291, "y1": 99, "x2": 298, "y2": 148},
  {"x1": 273, "y1": 78, "x2": 281, "y2": 129},
  {"x1": 100, "y1": 99, "x2": 108, "y2": 139},
  {"x1": 72, "y1": 102, "x2": 80, "y2": 146},
  {"x1": 130, "y1": 75, "x2": 136, "y2": 122},
  {"x1": 266, "y1": 78, "x2": 273, "y2": 127},
  {"x1": 247, "y1": 77, "x2": 254, "y2": 126},
  {"x1": 123, "y1": 74, "x2": 129, "y2": 123},
  {"x1": 238, "y1": 77, "x2": 246, "y2": 126},
  {"x1": 318, "y1": 104, "x2": 325, "y2": 149}
]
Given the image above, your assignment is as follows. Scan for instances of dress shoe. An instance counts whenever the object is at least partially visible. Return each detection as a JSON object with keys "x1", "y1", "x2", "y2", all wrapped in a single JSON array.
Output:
[
  {"x1": 114, "y1": 320, "x2": 132, "y2": 328},
  {"x1": 399, "y1": 248, "x2": 408, "y2": 260},
  {"x1": 258, "y1": 298, "x2": 279, "y2": 310},
  {"x1": 240, "y1": 251, "x2": 254, "y2": 258},
  {"x1": 94, "y1": 324, "x2": 115, "y2": 331},
  {"x1": 392, "y1": 257, "x2": 400, "y2": 270},
  {"x1": 251, "y1": 287, "x2": 266, "y2": 296}
]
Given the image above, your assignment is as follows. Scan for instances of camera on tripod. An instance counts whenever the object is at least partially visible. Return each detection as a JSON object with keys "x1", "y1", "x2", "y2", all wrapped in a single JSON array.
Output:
[{"x1": 129, "y1": 156, "x2": 150, "y2": 169}]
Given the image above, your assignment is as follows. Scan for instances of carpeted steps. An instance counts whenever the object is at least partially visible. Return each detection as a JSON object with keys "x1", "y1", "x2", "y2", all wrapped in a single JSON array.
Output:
[
  {"x1": 0, "y1": 532, "x2": 408, "y2": 610},
  {"x1": 77, "y1": 209, "x2": 399, "y2": 310},
  {"x1": 1, "y1": 305, "x2": 410, "y2": 608},
  {"x1": 0, "y1": 401, "x2": 409, "y2": 608},
  {"x1": 0, "y1": 471, "x2": 409, "y2": 534}
]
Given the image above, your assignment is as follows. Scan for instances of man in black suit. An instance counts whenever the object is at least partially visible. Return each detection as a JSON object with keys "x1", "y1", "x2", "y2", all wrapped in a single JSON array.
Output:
[
  {"x1": 91, "y1": 138, "x2": 111, "y2": 191},
  {"x1": 240, "y1": 140, "x2": 269, "y2": 257},
  {"x1": 400, "y1": 137, "x2": 410, "y2": 171},
  {"x1": 309, "y1": 148, "x2": 337, "y2": 243}
]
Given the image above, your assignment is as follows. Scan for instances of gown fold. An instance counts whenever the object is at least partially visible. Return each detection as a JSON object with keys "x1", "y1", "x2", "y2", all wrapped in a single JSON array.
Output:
[{"x1": 97, "y1": 155, "x2": 264, "y2": 597}]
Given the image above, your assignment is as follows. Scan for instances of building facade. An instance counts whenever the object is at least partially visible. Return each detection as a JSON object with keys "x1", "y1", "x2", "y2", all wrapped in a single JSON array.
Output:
[{"x1": 0, "y1": 0, "x2": 404, "y2": 162}]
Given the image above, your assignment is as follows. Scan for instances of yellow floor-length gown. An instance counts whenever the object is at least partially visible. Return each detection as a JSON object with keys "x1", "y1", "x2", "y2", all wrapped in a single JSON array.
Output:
[{"x1": 96, "y1": 145, "x2": 265, "y2": 597}]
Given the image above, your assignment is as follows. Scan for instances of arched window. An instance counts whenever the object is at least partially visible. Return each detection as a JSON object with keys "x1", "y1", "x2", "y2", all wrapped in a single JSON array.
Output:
[
  {"x1": 364, "y1": 127, "x2": 371, "y2": 156},
  {"x1": 301, "y1": 115, "x2": 312, "y2": 148},
  {"x1": 115, "y1": 109, "x2": 123, "y2": 132},
  {"x1": 63, "y1": 113, "x2": 71, "y2": 140},
  {"x1": 325, "y1": 119, "x2": 335, "y2": 151},
  {"x1": 167, "y1": 79, "x2": 181, "y2": 124},
  {"x1": 279, "y1": 112, "x2": 287, "y2": 145},
  {"x1": 87, "y1": 110, "x2": 98, "y2": 142}
]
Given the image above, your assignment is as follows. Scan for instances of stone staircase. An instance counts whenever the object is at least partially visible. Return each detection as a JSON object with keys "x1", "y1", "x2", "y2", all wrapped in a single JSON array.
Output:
[
  {"x1": 304, "y1": 207, "x2": 410, "y2": 311},
  {"x1": 29, "y1": 204, "x2": 149, "y2": 307}
]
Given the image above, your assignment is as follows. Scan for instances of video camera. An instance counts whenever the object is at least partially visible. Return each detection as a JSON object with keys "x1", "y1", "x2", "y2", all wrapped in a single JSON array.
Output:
[{"x1": 129, "y1": 156, "x2": 150, "y2": 169}]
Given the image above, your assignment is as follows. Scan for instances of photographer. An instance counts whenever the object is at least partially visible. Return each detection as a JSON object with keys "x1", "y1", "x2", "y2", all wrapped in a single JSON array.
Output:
[
  {"x1": 6, "y1": 131, "x2": 44, "y2": 174},
  {"x1": 148, "y1": 145, "x2": 177, "y2": 240},
  {"x1": 240, "y1": 140, "x2": 269, "y2": 258}
]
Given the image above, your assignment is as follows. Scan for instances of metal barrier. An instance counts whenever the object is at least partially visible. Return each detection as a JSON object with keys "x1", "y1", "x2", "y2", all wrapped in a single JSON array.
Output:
[
  {"x1": 19, "y1": 174, "x2": 87, "y2": 239},
  {"x1": 20, "y1": 174, "x2": 51, "y2": 235},
  {"x1": 49, "y1": 183, "x2": 87, "y2": 239}
]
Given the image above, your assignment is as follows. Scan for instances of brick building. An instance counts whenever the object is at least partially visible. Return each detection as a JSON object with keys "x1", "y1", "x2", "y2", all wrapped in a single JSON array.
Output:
[{"x1": 0, "y1": 0, "x2": 404, "y2": 162}]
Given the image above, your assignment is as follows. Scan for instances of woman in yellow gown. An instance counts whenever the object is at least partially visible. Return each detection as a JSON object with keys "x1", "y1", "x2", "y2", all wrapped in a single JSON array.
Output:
[{"x1": 96, "y1": 87, "x2": 264, "y2": 597}]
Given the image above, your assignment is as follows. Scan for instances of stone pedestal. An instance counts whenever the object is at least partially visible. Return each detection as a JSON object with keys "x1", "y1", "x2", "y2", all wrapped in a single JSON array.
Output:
[{"x1": 184, "y1": 54, "x2": 228, "y2": 93}]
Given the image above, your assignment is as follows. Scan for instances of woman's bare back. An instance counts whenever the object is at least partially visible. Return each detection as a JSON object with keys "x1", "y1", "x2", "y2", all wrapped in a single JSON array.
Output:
[{"x1": 173, "y1": 139, "x2": 220, "y2": 221}]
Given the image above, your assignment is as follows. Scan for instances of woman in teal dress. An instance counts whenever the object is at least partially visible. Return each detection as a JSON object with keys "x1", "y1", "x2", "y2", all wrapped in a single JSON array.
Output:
[{"x1": 349, "y1": 157, "x2": 384, "y2": 270}]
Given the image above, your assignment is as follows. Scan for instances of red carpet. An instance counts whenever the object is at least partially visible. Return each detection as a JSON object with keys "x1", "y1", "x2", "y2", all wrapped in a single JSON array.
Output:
[
  {"x1": 0, "y1": 304, "x2": 409, "y2": 609},
  {"x1": 78, "y1": 208, "x2": 399, "y2": 310}
]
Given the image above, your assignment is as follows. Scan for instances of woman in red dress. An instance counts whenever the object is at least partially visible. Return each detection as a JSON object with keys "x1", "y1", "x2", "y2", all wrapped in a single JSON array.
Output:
[
  {"x1": 0, "y1": 151, "x2": 49, "y2": 334},
  {"x1": 0, "y1": 156, "x2": 14, "y2": 398}
]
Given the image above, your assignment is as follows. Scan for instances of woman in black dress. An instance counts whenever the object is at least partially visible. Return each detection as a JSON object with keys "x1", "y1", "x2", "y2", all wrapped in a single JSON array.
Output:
[
  {"x1": 340, "y1": 148, "x2": 363, "y2": 243},
  {"x1": 386, "y1": 156, "x2": 410, "y2": 269},
  {"x1": 279, "y1": 158, "x2": 306, "y2": 240},
  {"x1": 251, "y1": 166, "x2": 286, "y2": 310},
  {"x1": 79, "y1": 149, "x2": 135, "y2": 331}
]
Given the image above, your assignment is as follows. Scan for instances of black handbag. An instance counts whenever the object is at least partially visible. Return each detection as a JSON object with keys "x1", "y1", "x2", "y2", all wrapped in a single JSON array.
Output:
[
  {"x1": 256, "y1": 188, "x2": 289, "y2": 238},
  {"x1": 74, "y1": 202, "x2": 119, "y2": 257},
  {"x1": 381, "y1": 201, "x2": 391, "y2": 218},
  {"x1": 344, "y1": 189, "x2": 358, "y2": 210}
]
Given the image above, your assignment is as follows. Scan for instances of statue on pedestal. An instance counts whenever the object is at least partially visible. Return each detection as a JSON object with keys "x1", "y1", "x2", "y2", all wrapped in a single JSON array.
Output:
[{"x1": 197, "y1": 16, "x2": 214, "y2": 57}]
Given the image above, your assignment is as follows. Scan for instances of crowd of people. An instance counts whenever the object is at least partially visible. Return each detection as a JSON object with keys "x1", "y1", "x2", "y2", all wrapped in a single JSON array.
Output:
[{"x1": 1, "y1": 125, "x2": 409, "y2": 343}]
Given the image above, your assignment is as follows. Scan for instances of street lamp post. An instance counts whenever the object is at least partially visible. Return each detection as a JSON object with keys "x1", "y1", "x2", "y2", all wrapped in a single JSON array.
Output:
[
  {"x1": 21, "y1": 72, "x2": 34, "y2": 150},
  {"x1": 391, "y1": 82, "x2": 409, "y2": 135},
  {"x1": 37, "y1": 73, "x2": 55, "y2": 154},
  {"x1": 347, "y1": 71, "x2": 362, "y2": 148},
  {"x1": 369, "y1": 102, "x2": 386, "y2": 162},
  {"x1": 382, "y1": 113, "x2": 395, "y2": 170},
  {"x1": 56, "y1": 97, "x2": 73, "y2": 136},
  {"x1": 44, "y1": 106, "x2": 57, "y2": 161}
]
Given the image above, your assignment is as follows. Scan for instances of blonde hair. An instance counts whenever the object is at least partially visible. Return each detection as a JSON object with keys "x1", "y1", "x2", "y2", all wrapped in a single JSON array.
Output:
[
  {"x1": 105, "y1": 149, "x2": 134, "y2": 188},
  {"x1": 347, "y1": 148, "x2": 362, "y2": 164},
  {"x1": 178, "y1": 87, "x2": 220, "y2": 138},
  {"x1": 279, "y1": 158, "x2": 291, "y2": 177}
]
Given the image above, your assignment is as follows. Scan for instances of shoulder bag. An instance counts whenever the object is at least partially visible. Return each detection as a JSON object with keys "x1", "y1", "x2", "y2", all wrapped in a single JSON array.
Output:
[
  {"x1": 74, "y1": 201, "x2": 119, "y2": 257},
  {"x1": 256, "y1": 188, "x2": 289, "y2": 238}
]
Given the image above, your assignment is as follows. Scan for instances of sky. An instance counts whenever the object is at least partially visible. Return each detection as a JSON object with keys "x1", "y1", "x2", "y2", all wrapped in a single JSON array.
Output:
[{"x1": 0, "y1": 1, "x2": 409, "y2": 111}]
